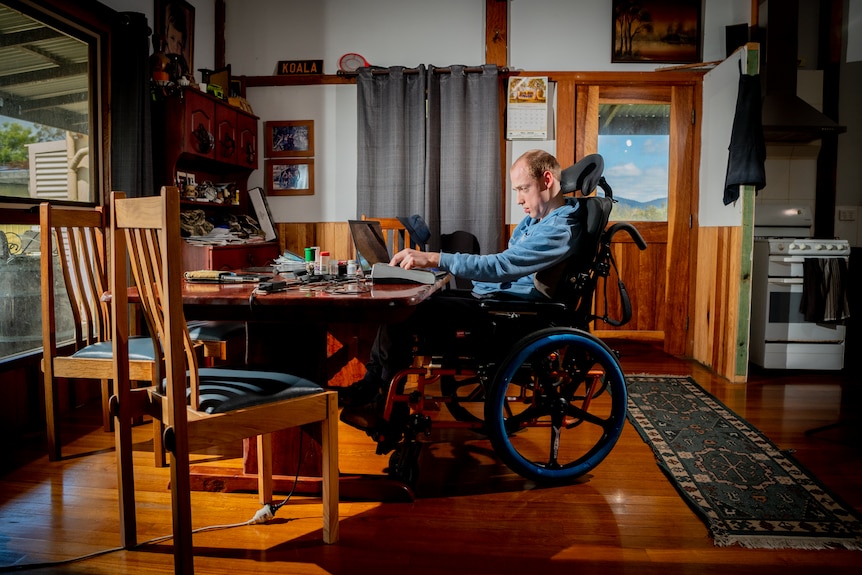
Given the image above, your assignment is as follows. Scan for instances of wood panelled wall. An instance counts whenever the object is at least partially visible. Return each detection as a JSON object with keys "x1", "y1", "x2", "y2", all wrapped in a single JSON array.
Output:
[
  {"x1": 277, "y1": 222, "x2": 356, "y2": 261},
  {"x1": 692, "y1": 225, "x2": 745, "y2": 383}
]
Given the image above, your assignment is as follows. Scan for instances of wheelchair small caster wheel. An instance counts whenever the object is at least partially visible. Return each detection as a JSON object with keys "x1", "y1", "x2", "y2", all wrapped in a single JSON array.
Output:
[{"x1": 388, "y1": 445, "x2": 420, "y2": 486}]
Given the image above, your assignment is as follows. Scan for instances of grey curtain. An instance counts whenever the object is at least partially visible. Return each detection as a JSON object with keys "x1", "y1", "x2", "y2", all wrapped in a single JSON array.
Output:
[
  {"x1": 110, "y1": 11, "x2": 153, "y2": 198},
  {"x1": 356, "y1": 66, "x2": 427, "y2": 220},
  {"x1": 426, "y1": 64, "x2": 500, "y2": 254},
  {"x1": 357, "y1": 64, "x2": 501, "y2": 255}
]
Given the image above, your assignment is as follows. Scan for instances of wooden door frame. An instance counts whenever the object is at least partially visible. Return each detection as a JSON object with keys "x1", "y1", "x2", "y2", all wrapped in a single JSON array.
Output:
[{"x1": 507, "y1": 71, "x2": 703, "y2": 356}]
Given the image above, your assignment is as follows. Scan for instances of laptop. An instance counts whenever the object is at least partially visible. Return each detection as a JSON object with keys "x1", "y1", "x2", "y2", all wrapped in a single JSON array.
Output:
[
  {"x1": 348, "y1": 218, "x2": 448, "y2": 284},
  {"x1": 348, "y1": 219, "x2": 393, "y2": 271}
]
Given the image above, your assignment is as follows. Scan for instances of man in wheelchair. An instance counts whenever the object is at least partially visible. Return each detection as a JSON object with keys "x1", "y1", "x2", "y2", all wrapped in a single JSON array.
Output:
[
  {"x1": 340, "y1": 150, "x2": 581, "y2": 426},
  {"x1": 341, "y1": 149, "x2": 646, "y2": 485}
]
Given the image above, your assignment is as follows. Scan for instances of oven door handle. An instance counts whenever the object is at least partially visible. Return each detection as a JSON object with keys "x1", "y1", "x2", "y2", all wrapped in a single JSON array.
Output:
[{"x1": 767, "y1": 278, "x2": 803, "y2": 285}]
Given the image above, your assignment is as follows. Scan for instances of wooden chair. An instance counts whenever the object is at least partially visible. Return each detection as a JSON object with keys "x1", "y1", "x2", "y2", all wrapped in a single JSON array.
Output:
[
  {"x1": 109, "y1": 188, "x2": 338, "y2": 573},
  {"x1": 39, "y1": 204, "x2": 244, "y2": 462},
  {"x1": 361, "y1": 214, "x2": 422, "y2": 254},
  {"x1": 39, "y1": 203, "x2": 158, "y2": 461}
]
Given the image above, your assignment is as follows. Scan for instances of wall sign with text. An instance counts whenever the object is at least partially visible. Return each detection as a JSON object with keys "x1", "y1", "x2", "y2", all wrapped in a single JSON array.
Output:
[{"x1": 276, "y1": 60, "x2": 323, "y2": 75}]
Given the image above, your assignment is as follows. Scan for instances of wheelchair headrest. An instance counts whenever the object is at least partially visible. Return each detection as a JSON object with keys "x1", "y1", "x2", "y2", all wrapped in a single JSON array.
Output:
[{"x1": 560, "y1": 154, "x2": 607, "y2": 197}]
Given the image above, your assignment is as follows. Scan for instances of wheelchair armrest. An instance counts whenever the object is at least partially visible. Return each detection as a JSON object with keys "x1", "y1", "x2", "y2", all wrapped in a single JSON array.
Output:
[{"x1": 606, "y1": 222, "x2": 647, "y2": 250}]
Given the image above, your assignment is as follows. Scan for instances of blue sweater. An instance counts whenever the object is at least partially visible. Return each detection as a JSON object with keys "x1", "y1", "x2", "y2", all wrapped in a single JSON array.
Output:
[{"x1": 438, "y1": 197, "x2": 580, "y2": 300}]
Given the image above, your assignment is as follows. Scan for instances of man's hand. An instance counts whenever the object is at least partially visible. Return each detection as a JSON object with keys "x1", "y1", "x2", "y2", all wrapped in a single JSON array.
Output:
[{"x1": 390, "y1": 248, "x2": 440, "y2": 270}]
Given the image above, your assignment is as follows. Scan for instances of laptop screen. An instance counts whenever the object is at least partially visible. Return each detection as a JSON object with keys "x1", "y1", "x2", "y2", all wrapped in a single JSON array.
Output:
[{"x1": 348, "y1": 219, "x2": 392, "y2": 271}]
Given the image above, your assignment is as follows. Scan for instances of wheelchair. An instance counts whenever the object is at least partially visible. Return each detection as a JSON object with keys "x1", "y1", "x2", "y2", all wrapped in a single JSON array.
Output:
[{"x1": 365, "y1": 154, "x2": 647, "y2": 486}]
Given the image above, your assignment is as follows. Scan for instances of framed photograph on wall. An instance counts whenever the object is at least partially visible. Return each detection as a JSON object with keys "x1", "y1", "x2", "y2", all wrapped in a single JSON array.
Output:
[
  {"x1": 265, "y1": 120, "x2": 315, "y2": 158},
  {"x1": 266, "y1": 159, "x2": 314, "y2": 196},
  {"x1": 611, "y1": 0, "x2": 702, "y2": 64},
  {"x1": 155, "y1": 0, "x2": 194, "y2": 74}
]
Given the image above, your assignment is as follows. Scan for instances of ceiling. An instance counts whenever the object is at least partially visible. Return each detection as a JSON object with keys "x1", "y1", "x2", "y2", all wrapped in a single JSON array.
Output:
[{"x1": 0, "y1": 4, "x2": 89, "y2": 134}]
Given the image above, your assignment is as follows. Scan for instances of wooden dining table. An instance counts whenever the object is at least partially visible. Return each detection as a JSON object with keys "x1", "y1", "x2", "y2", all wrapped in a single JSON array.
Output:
[{"x1": 163, "y1": 272, "x2": 451, "y2": 501}]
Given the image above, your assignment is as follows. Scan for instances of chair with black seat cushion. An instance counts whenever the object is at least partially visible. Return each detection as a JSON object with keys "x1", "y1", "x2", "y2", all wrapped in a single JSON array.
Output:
[
  {"x1": 109, "y1": 187, "x2": 338, "y2": 573},
  {"x1": 186, "y1": 319, "x2": 247, "y2": 365},
  {"x1": 39, "y1": 203, "x2": 159, "y2": 461}
]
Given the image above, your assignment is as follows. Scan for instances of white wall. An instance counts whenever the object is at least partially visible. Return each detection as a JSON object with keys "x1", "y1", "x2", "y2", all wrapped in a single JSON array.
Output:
[
  {"x1": 106, "y1": 0, "x2": 752, "y2": 224},
  {"x1": 225, "y1": 0, "x2": 752, "y2": 223},
  {"x1": 699, "y1": 49, "x2": 747, "y2": 227}
]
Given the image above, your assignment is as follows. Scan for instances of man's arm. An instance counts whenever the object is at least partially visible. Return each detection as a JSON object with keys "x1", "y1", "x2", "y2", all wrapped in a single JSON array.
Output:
[{"x1": 390, "y1": 248, "x2": 441, "y2": 270}]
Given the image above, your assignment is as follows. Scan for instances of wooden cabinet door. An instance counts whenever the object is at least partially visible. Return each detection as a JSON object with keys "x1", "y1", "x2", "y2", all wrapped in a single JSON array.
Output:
[
  {"x1": 215, "y1": 104, "x2": 238, "y2": 164},
  {"x1": 184, "y1": 89, "x2": 216, "y2": 159},
  {"x1": 237, "y1": 112, "x2": 258, "y2": 169}
]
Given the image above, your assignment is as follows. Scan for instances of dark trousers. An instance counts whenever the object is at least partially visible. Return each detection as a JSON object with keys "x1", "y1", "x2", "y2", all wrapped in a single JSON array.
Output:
[{"x1": 364, "y1": 289, "x2": 499, "y2": 385}]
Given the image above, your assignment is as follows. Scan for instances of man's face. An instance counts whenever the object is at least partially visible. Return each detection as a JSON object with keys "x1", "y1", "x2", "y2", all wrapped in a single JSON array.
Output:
[{"x1": 511, "y1": 161, "x2": 554, "y2": 220}]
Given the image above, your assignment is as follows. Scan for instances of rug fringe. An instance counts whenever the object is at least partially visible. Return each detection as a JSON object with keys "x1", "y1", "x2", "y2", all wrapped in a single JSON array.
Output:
[
  {"x1": 714, "y1": 534, "x2": 862, "y2": 551},
  {"x1": 627, "y1": 375, "x2": 862, "y2": 551}
]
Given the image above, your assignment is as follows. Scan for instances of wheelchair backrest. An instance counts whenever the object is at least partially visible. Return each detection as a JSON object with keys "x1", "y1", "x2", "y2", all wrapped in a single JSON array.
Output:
[{"x1": 535, "y1": 154, "x2": 646, "y2": 329}]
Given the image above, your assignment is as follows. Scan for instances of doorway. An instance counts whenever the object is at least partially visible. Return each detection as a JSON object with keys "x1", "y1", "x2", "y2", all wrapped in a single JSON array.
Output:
[{"x1": 574, "y1": 82, "x2": 697, "y2": 356}]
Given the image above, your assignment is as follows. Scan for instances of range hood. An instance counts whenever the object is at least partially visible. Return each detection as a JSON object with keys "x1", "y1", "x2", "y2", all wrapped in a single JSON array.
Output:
[{"x1": 760, "y1": 0, "x2": 846, "y2": 143}]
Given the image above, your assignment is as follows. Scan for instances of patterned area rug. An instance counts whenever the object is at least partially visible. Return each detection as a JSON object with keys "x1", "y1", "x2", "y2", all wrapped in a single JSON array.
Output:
[{"x1": 625, "y1": 374, "x2": 862, "y2": 550}]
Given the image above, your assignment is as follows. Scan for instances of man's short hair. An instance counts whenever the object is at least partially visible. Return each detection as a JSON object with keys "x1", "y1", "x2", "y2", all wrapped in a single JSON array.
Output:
[{"x1": 518, "y1": 149, "x2": 561, "y2": 183}]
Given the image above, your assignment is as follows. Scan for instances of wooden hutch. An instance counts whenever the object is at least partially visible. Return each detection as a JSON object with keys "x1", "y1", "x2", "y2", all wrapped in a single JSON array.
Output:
[{"x1": 151, "y1": 87, "x2": 279, "y2": 271}]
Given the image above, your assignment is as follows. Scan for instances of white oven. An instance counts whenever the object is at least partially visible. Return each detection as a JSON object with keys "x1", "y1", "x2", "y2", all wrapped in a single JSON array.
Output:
[{"x1": 750, "y1": 236, "x2": 850, "y2": 370}]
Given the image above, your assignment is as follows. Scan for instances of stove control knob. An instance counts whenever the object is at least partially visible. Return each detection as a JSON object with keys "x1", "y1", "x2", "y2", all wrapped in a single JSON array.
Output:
[{"x1": 816, "y1": 244, "x2": 826, "y2": 250}]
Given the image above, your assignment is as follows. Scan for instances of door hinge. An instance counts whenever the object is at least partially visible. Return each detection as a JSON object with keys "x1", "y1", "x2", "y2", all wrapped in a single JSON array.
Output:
[
  {"x1": 685, "y1": 316, "x2": 689, "y2": 331},
  {"x1": 689, "y1": 213, "x2": 693, "y2": 228},
  {"x1": 691, "y1": 109, "x2": 696, "y2": 125}
]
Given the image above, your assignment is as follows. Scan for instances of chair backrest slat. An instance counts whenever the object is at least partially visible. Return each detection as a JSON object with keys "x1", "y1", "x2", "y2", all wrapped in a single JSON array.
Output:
[
  {"x1": 361, "y1": 215, "x2": 419, "y2": 254},
  {"x1": 112, "y1": 188, "x2": 200, "y2": 412},
  {"x1": 41, "y1": 204, "x2": 109, "y2": 351}
]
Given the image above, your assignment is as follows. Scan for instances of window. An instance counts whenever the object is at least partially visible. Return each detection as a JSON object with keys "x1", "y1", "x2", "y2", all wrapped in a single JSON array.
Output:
[
  {"x1": 1, "y1": 0, "x2": 102, "y2": 364},
  {"x1": 597, "y1": 103, "x2": 670, "y2": 221}
]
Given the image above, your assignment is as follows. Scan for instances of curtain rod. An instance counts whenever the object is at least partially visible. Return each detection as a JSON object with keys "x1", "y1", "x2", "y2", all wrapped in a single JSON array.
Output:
[{"x1": 337, "y1": 65, "x2": 509, "y2": 77}]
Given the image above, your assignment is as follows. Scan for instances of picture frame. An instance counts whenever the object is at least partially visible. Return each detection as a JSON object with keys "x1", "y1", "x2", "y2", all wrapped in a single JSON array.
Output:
[
  {"x1": 265, "y1": 120, "x2": 314, "y2": 158},
  {"x1": 266, "y1": 159, "x2": 314, "y2": 196},
  {"x1": 155, "y1": 0, "x2": 194, "y2": 75},
  {"x1": 611, "y1": 0, "x2": 702, "y2": 64}
]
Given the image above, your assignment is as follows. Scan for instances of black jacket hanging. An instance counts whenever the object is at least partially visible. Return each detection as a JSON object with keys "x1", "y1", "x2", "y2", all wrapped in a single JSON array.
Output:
[{"x1": 723, "y1": 64, "x2": 766, "y2": 205}]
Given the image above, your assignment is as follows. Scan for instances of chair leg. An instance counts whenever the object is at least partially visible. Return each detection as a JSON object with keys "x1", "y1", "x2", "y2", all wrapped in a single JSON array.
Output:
[
  {"x1": 115, "y1": 398, "x2": 138, "y2": 549},
  {"x1": 256, "y1": 433, "x2": 273, "y2": 505},
  {"x1": 168, "y1": 438, "x2": 195, "y2": 574},
  {"x1": 153, "y1": 419, "x2": 166, "y2": 468},
  {"x1": 321, "y1": 393, "x2": 339, "y2": 544},
  {"x1": 44, "y1": 371, "x2": 61, "y2": 462},
  {"x1": 101, "y1": 378, "x2": 113, "y2": 432}
]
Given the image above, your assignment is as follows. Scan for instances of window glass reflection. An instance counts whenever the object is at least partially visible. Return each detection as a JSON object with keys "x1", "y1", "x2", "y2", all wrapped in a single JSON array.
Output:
[{"x1": 598, "y1": 103, "x2": 670, "y2": 221}]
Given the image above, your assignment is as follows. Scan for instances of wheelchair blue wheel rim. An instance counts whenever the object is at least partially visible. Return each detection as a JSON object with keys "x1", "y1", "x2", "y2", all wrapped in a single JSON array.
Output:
[{"x1": 484, "y1": 328, "x2": 627, "y2": 483}]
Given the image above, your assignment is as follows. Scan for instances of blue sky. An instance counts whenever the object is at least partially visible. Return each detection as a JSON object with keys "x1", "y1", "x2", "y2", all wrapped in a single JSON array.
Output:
[{"x1": 598, "y1": 134, "x2": 669, "y2": 203}]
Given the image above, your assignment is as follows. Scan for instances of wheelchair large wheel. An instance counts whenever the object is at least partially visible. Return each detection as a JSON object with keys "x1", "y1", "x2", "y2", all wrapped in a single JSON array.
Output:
[{"x1": 484, "y1": 327, "x2": 627, "y2": 483}]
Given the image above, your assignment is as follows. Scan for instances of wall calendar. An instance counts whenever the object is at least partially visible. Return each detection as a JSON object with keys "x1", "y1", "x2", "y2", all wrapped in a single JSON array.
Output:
[{"x1": 506, "y1": 77, "x2": 554, "y2": 140}]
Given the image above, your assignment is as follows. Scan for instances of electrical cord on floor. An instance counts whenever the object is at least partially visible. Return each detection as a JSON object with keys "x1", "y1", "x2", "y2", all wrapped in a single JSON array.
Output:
[
  {"x1": 251, "y1": 431, "x2": 305, "y2": 524},
  {"x1": 0, "y1": 434, "x2": 307, "y2": 572}
]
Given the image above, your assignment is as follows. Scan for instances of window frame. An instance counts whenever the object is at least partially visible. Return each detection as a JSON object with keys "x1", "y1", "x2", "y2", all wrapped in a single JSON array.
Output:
[{"x1": 0, "y1": 0, "x2": 112, "y2": 369}]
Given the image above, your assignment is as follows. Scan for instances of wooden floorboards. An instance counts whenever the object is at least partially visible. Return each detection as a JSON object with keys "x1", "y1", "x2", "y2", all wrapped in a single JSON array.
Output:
[{"x1": 1, "y1": 339, "x2": 860, "y2": 574}]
